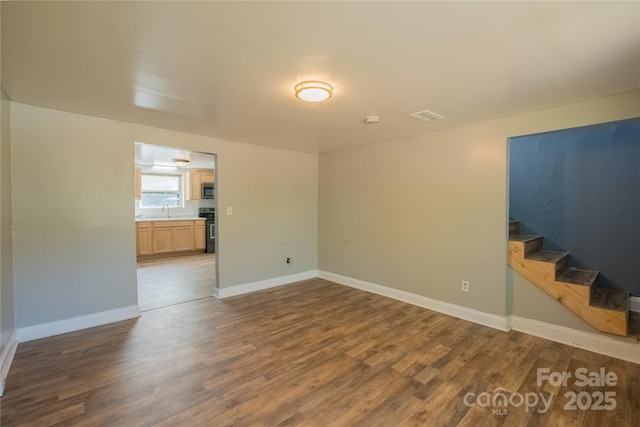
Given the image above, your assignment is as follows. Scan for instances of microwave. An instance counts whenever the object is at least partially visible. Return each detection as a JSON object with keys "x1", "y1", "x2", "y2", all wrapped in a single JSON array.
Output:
[{"x1": 201, "y1": 183, "x2": 215, "y2": 199}]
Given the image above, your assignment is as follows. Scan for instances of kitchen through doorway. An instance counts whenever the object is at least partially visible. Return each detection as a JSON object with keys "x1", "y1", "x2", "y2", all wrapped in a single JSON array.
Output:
[{"x1": 134, "y1": 142, "x2": 218, "y2": 311}]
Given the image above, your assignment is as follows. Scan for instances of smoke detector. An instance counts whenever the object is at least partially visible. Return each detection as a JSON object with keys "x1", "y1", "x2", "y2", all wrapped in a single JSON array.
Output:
[
  {"x1": 409, "y1": 110, "x2": 444, "y2": 122},
  {"x1": 363, "y1": 116, "x2": 380, "y2": 124}
]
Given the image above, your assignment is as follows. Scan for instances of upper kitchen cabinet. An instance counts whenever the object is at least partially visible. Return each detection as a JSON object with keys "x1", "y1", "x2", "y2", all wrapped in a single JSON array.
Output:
[
  {"x1": 187, "y1": 169, "x2": 215, "y2": 201},
  {"x1": 201, "y1": 170, "x2": 214, "y2": 184},
  {"x1": 135, "y1": 167, "x2": 142, "y2": 200}
]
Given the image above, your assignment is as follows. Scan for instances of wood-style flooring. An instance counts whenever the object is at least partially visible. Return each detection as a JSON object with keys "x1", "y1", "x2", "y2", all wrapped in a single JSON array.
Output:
[
  {"x1": 136, "y1": 253, "x2": 215, "y2": 311},
  {"x1": 2, "y1": 279, "x2": 639, "y2": 426}
]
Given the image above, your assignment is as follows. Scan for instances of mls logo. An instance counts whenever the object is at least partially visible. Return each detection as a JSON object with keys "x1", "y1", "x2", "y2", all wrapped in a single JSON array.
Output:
[{"x1": 493, "y1": 408, "x2": 509, "y2": 416}]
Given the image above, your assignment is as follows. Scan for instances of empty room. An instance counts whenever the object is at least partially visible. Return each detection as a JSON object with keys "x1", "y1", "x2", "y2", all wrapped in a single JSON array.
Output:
[{"x1": 1, "y1": 2, "x2": 639, "y2": 426}]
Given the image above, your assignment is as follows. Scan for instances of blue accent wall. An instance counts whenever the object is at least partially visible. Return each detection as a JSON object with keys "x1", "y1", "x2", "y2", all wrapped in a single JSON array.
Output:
[{"x1": 509, "y1": 118, "x2": 640, "y2": 295}]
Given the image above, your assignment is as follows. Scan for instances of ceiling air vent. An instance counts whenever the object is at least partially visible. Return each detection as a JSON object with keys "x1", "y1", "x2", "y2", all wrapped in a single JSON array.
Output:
[{"x1": 409, "y1": 109, "x2": 444, "y2": 122}]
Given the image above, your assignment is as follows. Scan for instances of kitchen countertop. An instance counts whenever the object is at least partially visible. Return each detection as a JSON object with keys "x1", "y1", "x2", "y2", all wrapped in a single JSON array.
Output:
[{"x1": 135, "y1": 216, "x2": 206, "y2": 222}]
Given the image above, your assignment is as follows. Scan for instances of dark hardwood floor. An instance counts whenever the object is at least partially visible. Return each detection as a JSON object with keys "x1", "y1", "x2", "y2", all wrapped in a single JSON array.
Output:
[
  {"x1": 136, "y1": 253, "x2": 215, "y2": 311},
  {"x1": 1, "y1": 279, "x2": 638, "y2": 426}
]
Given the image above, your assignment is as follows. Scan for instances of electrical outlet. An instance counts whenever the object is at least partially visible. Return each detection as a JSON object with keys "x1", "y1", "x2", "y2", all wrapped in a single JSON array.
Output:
[
  {"x1": 286, "y1": 257, "x2": 292, "y2": 264},
  {"x1": 461, "y1": 280, "x2": 470, "y2": 293}
]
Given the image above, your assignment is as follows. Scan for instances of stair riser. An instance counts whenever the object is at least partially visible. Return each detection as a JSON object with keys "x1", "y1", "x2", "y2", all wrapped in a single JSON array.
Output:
[
  {"x1": 509, "y1": 222, "x2": 520, "y2": 237},
  {"x1": 523, "y1": 237, "x2": 543, "y2": 257},
  {"x1": 590, "y1": 285, "x2": 597, "y2": 306},
  {"x1": 555, "y1": 254, "x2": 570, "y2": 279}
]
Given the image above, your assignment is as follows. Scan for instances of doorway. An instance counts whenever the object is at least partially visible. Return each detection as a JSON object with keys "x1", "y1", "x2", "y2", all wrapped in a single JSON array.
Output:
[{"x1": 134, "y1": 141, "x2": 219, "y2": 311}]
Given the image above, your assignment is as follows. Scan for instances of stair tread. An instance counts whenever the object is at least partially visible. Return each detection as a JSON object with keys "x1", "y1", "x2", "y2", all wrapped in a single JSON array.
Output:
[
  {"x1": 557, "y1": 268, "x2": 598, "y2": 287},
  {"x1": 590, "y1": 288, "x2": 629, "y2": 312},
  {"x1": 509, "y1": 234, "x2": 542, "y2": 242},
  {"x1": 527, "y1": 250, "x2": 568, "y2": 263}
]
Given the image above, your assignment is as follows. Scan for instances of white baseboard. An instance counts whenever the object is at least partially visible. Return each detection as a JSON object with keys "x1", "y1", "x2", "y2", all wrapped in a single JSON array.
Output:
[
  {"x1": 511, "y1": 316, "x2": 639, "y2": 364},
  {"x1": 216, "y1": 270, "x2": 319, "y2": 299},
  {"x1": 16, "y1": 305, "x2": 141, "y2": 343},
  {"x1": 0, "y1": 331, "x2": 18, "y2": 396},
  {"x1": 318, "y1": 271, "x2": 509, "y2": 332},
  {"x1": 630, "y1": 296, "x2": 640, "y2": 313}
]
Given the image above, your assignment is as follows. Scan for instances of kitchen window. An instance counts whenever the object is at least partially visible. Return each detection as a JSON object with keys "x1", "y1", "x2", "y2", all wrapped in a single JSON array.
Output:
[{"x1": 140, "y1": 173, "x2": 182, "y2": 208}]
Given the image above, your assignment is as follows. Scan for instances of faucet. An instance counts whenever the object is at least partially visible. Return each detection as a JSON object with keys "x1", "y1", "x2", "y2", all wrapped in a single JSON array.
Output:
[{"x1": 161, "y1": 204, "x2": 171, "y2": 219}]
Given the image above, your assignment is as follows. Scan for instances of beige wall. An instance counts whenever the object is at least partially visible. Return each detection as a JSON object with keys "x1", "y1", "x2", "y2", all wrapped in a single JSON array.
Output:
[
  {"x1": 0, "y1": 88, "x2": 14, "y2": 350},
  {"x1": 1, "y1": 2, "x2": 16, "y2": 355},
  {"x1": 319, "y1": 90, "x2": 640, "y2": 327},
  {"x1": 11, "y1": 103, "x2": 318, "y2": 328}
]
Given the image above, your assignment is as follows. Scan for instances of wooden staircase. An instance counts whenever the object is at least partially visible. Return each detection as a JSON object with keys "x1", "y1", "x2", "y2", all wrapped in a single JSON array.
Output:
[{"x1": 508, "y1": 221, "x2": 630, "y2": 336}]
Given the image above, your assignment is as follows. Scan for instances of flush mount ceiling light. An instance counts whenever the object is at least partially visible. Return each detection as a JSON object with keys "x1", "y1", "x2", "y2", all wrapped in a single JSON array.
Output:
[
  {"x1": 172, "y1": 158, "x2": 190, "y2": 167},
  {"x1": 294, "y1": 81, "x2": 333, "y2": 102}
]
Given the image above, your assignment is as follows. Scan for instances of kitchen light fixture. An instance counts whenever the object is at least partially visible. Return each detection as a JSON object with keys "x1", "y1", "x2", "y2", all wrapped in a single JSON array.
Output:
[
  {"x1": 172, "y1": 158, "x2": 190, "y2": 167},
  {"x1": 364, "y1": 116, "x2": 380, "y2": 124},
  {"x1": 294, "y1": 81, "x2": 333, "y2": 102}
]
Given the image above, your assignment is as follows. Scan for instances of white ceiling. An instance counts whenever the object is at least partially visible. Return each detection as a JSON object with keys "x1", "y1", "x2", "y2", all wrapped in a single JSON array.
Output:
[
  {"x1": 134, "y1": 142, "x2": 215, "y2": 170},
  {"x1": 2, "y1": 1, "x2": 639, "y2": 154}
]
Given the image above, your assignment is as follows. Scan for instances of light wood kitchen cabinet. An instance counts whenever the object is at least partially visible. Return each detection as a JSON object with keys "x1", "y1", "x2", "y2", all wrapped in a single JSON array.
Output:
[
  {"x1": 173, "y1": 225, "x2": 194, "y2": 251},
  {"x1": 188, "y1": 170, "x2": 202, "y2": 201},
  {"x1": 187, "y1": 169, "x2": 214, "y2": 200},
  {"x1": 135, "y1": 167, "x2": 142, "y2": 200},
  {"x1": 152, "y1": 227, "x2": 174, "y2": 254},
  {"x1": 136, "y1": 222, "x2": 152, "y2": 256},
  {"x1": 195, "y1": 223, "x2": 206, "y2": 250},
  {"x1": 153, "y1": 220, "x2": 193, "y2": 253},
  {"x1": 136, "y1": 220, "x2": 205, "y2": 258},
  {"x1": 201, "y1": 170, "x2": 214, "y2": 184}
]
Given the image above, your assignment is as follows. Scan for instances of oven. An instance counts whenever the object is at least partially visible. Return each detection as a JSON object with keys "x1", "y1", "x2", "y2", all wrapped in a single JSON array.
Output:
[
  {"x1": 198, "y1": 207, "x2": 216, "y2": 253},
  {"x1": 206, "y1": 220, "x2": 215, "y2": 253}
]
